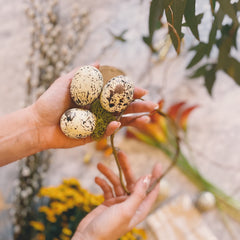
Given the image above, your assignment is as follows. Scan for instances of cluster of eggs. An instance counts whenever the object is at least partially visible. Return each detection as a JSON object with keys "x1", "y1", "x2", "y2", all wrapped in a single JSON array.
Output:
[{"x1": 60, "y1": 65, "x2": 134, "y2": 140}]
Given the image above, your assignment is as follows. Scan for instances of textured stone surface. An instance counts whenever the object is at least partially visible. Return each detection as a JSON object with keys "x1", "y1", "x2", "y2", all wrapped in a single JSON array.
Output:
[{"x1": 0, "y1": 0, "x2": 240, "y2": 239}]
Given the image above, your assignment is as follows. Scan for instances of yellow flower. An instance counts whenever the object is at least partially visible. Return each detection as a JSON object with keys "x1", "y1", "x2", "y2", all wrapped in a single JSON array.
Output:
[
  {"x1": 62, "y1": 227, "x2": 72, "y2": 236},
  {"x1": 36, "y1": 233, "x2": 46, "y2": 240},
  {"x1": 39, "y1": 206, "x2": 57, "y2": 223},
  {"x1": 50, "y1": 201, "x2": 68, "y2": 215},
  {"x1": 39, "y1": 206, "x2": 51, "y2": 214},
  {"x1": 30, "y1": 221, "x2": 45, "y2": 231},
  {"x1": 83, "y1": 204, "x2": 91, "y2": 212},
  {"x1": 47, "y1": 214, "x2": 57, "y2": 223},
  {"x1": 63, "y1": 178, "x2": 81, "y2": 188}
]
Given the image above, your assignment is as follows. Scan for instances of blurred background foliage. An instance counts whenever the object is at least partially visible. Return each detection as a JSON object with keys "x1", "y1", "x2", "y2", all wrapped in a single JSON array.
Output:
[{"x1": 144, "y1": 0, "x2": 240, "y2": 94}]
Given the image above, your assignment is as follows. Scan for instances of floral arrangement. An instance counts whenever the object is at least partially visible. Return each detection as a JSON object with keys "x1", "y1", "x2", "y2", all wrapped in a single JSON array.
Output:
[
  {"x1": 30, "y1": 178, "x2": 147, "y2": 240},
  {"x1": 125, "y1": 100, "x2": 240, "y2": 223}
]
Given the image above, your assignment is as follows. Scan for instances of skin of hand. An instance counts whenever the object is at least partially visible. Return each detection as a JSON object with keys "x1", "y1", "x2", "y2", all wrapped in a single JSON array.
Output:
[
  {"x1": 72, "y1": 151, "x2": 162, "y2": 240},
  {"x1": 0, "y1": 64, "x2": 158, "y2": 166},
  {"x1": 31, "y1": 64, "x2": 158, "y2": 150}
]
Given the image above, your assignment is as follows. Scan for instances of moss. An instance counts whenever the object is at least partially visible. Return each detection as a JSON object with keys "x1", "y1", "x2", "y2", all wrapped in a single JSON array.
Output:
[{"x1": 90, "y1": 99, "x2": 116, "y2": 140}]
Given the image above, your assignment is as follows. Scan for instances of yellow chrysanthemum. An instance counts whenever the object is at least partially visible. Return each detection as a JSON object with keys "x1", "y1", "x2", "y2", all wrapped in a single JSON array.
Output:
[
  {"x1": 50, "y1": 201, "x2": 68, "y2": 215},
  {"x1": 62, "y1": 227, "x2": 72, "y2": 236},
  {"x1": 63, "y1": 178, "x2": 81, "y2": 189},
  {"x1": 30, "y1": 221, "x2": 45, "y2": 232}
]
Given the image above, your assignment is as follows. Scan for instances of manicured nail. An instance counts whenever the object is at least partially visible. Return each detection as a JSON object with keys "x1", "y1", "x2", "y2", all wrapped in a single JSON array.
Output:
[
  {"x1": 154, "y1": 104, "x2": 159, "y2": 110},
  {"x1": 116, "y1": 121, "x2": 121, "y2": 128},
  {"x1": 143, "y1": 175, "x2": 152, "y2": 189}
]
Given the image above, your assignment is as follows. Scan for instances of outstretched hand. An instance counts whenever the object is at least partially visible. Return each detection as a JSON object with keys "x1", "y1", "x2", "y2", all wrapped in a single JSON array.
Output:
[
  {"x1": 72, "y1": 151, "x2": 161, "y2": 240},
  {"x1": 31, "y1": 65, "x2": 158, "y2": 150}
]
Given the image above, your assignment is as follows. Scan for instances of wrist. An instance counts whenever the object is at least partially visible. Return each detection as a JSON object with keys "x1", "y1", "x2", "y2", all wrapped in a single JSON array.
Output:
[{"x1": 27, "y1": 104, "x2": 47, "y2": 152}]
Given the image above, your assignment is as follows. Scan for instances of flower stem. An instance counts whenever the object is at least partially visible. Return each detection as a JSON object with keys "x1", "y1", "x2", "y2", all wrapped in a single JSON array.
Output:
[{"x1": 110, "y1": 133, "x2": 130, "y2": 195}]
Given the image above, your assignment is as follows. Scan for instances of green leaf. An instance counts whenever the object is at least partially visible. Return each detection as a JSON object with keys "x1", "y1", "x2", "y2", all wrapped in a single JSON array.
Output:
[
  {"x1": 223, "y1": 57, "x2": 240, "y2": 85},
  {"x1": 146, "y1": 0, "x2": 165, "y2": 46},
  {"x1": 166, "y1": 0, "x2": 187, "y2": 54},
  {"x1": 204, "y1": 65, "x2": 216, "y2": 95},
  {"x1": 210, "y1": 0, "x2": 216, "y2": 13},
  {"x1": 190, "y1": 64, "x2": 207, "y2": 78},
  {"x1": 207, "y1": 8, "x2": 225, "y2": 54},
  {"x1": 187, "y1": 42, "x2": 208, "y2": 68},
  {"x1": 109, "y1": 29, "x2": 128, "y2": 42},
  {"x1": 183, "y1": 13, "x2": 203, "y2": 27},
  {"x1": 217, "y1": 24, "x2": 238, "y2": 69},
  {"x1": 184, "y1": 0, "x2": 201, "y2": 40},
  {"x1": 144, "y1": 0, "x2": 175, "y2": 50},
  {"x1": 217, "y1": 0, "x2": 239, "y2": 25},
  {"x1": 144, "y1": 0, "x2": 172, "y2": 49},
  {"x1": 233, "y1": 1, "x2": 240, "y2": 11},
  {"x1": 142, "y1": 36, "x2": 152, "y2": 46}
]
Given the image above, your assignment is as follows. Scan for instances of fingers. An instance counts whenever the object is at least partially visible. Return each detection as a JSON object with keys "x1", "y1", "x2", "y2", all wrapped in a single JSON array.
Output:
[
  {"x1": 104, "y1": 121, "x2": 121, "y2": 137},
  {"x1": 117, "y1": 151, "x2": 136, "y2": 192},
  {"x1": 151, "y1": 163, "x2": 162, "y2": 183},
  {"x1": 97, "y1": 163, "x2": 125, "y2": 196},
  {"x1": 124, "y1": 101, "x2": 158, "y2": 114},
  {"x1": 129, "y1": 180, "x2": 159, "y2": 228},
  {"x1": 121, "y1": 115, "x2": 150, "y2": 127},
  {"x1": 103, "y1": 196, "x2": 127, "y2": 207},
  {"x1": 133, "y1": 87, "x2": 148, "y2": 99},
  {"x1": 95, "y1": 177, "x2": 114, "y2": 200},
  {"x1": 122, "y1": 175, "x2": 151, "y2": 214}
]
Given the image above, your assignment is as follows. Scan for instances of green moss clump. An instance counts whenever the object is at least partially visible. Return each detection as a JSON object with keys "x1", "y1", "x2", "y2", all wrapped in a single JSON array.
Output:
[{"x1": 90, "y1": 99, "x2": 116, "y2": 140}]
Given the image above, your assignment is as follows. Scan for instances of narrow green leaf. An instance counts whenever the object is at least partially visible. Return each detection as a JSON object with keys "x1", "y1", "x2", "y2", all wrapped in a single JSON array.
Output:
[
  {"x1": 184, "y1": 0, "x2": 201, "y2": 40},
  {"x1": 207, "y1": 8, "x2": 225, "y2": 55},
  {"x1": 217, "y1": 0, "x2": 239, "y2": 25},
  {"x1": 190, "y1": 64, "x2": 207, "y2": 78},
  {"x1": 204, "y1": 65, "x2": 216, "y2": 95},
  {"x1": 182, "y1": 13, "x2": 203, "y2": 27},
  {"x1": 187, "y1": 42, "x2": 208, "y2": 68},
  {"x1": 217, "y1": 24, "x2": 238, "y2": 68},
  {"x1": 210, "y1": 0, "x2": 216, "y2": 13},
  {"x1": 223, "y1": 57, "x2": 240, "y2": 85},
  {"x1": 166, "y1": 0, "x2": 187, "y2": 54},
  {"x1": 148, "y1": 0, "x2": 165, "y2": 43},
  {"x1": 142, "y1": 36, "x2": 152, "y2": 46}
]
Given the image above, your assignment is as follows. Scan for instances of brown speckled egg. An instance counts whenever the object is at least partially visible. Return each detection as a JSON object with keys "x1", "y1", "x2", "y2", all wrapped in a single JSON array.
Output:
[
  {"x1": 70, "y1": 66, "x2": 103, "y2": 106},
  {"x1": 100, "y1": 75, "x2": 134, "y2": 113},
  {"x1": 60, "y1": 108, "x2": 96, "y2": 139}
]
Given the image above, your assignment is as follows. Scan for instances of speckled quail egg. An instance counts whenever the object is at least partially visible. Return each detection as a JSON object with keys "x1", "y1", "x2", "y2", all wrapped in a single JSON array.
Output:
[
  {"x1": 70, "y1": 65, "x2": 103, "y2": 106},
  {"x1": 60, "y1": 108, "x2": 97, "y2": 139},
  {"x1": 100, "y1": 75, "x2": 134, "y2": 113}
]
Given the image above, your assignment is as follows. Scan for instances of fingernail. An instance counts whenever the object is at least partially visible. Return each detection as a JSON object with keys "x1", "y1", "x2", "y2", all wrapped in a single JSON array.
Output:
[
  {"x1": 143, "y1": 175, "x2": 152, "y2": 189},
  {"x1": 116, "y1": 121, "x2": 121, "y2": 128},
  {"x1": 154, "y1": 104, "x2": 159, "y2": 110},
  {"x1": 141, "y1": 116, "x2": 150, "y2": 123}
]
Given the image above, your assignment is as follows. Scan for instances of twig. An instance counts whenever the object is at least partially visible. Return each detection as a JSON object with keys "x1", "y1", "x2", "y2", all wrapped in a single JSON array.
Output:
[{"x1": 110, "y1": 133, "x2": 130, "y2": 195}]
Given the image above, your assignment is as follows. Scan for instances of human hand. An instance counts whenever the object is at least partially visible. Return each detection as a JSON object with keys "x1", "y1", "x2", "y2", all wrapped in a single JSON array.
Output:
[
  {"x1": 30, "y1": 65, "x2": 158, "y2": 150},
  {"x1": 72, "y1": 151, "x2": 161, "y2": 240}
]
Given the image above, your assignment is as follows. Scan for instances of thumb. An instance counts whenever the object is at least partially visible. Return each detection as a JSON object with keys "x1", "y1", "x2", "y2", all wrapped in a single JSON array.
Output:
[{"x1": 122, "y1": 175, "x2": 151, "y2": 214}]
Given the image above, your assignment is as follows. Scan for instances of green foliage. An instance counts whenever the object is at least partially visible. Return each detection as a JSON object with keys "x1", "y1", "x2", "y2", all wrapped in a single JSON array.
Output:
[{"x1": 145, "y1": 0, "x2": 240, "y2": 94}]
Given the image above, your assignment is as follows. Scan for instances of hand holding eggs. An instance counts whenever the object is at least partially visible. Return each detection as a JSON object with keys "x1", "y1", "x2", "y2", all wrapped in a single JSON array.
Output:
[{"x1": 60, "y1": 65, "x2": 134, "y2": 140}]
